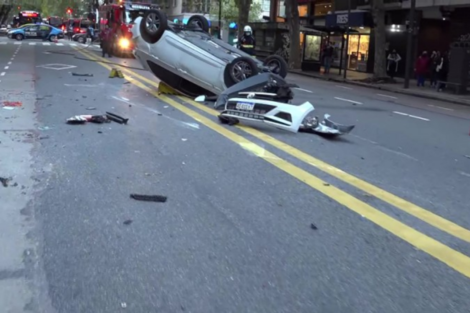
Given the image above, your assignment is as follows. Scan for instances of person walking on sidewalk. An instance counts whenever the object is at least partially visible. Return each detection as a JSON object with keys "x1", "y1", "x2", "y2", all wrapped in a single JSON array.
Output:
[
  {"x1": 429, "y1": 51, "x2": 440, "y2": 87},
  {"x1": 386, "y1": 49, "x2": 401, "y2": 79},
  {"x1": 436, "y1": 52, "x2": 449, "y2": 92},
  {"x1": 322, "y1": 43, "x2": 334, "y2": 74},
  {"x1": 415, "y1": 51, "x2": 429, "y2": 87}
]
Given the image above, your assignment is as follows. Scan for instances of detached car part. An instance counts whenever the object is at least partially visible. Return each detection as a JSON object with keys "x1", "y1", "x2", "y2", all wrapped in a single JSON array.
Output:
[{"x1": 131, "y1": 11, "x2": 289, "y2": 97}]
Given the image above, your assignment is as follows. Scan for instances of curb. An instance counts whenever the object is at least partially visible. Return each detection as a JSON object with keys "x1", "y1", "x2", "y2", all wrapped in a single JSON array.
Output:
[{"x1": 289, "y1": 70, "x2": 470, "y2": 107}]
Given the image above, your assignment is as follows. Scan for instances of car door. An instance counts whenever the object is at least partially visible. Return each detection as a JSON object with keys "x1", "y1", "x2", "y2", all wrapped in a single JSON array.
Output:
[
  {"x1": 38, "y1": 25, "x2": 51, "y2": 38},
  {"x1": 24, "y1": 25, "x2": 39, "y2": 38}
]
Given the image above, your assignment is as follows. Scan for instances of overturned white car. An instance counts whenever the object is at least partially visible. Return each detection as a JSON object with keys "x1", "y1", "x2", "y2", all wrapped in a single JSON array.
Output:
[
  {"x1": 131, "y1": 10, "x2": 288, "y2": 97},
  {"x1": 196, "y1": 73, "x2": 355, "y2": 136}
]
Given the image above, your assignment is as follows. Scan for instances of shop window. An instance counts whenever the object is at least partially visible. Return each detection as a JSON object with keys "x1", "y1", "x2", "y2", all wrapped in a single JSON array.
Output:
[
  {"x1": 298, "y1": 5, "x2": 308, "y2": 17},
  {"x1": 304, "y1": 34, "x2": 322, "y2": 61}
]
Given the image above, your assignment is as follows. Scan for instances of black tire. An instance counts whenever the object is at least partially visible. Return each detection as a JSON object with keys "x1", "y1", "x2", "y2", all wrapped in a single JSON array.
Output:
[
  {"x1": 49, "y1": 35, "x2": 58, "y2": 42},
  {"x1": 77, "y1": 36, "x2": 85, "y2": 43},
  {"x1": 263, "y1": 55, "x2": 288, "y2": 78},
  {"x1": 15, "y1": 33, "x2": 23, "y2": 41},
  {"x1": 223, "y1": 56, "x2": 260, "y2": 88},
  {"x1": 187, "y1": 15, "x2": 209, "y2": 33},
  {"x1": 140, "y1": 10, "x2": 168, "y2": 44}
]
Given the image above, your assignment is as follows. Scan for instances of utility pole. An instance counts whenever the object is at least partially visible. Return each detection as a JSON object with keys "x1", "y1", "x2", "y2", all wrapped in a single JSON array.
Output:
[
  {"x1": 218, "y1": 0, "x2": 222, "y2": 39},
  {"x1": 343, "y1": 0, "x2": 351, "y2": 80},
  {"x1": 404, "y1": 0, "x2": 416, "y2": 89}
]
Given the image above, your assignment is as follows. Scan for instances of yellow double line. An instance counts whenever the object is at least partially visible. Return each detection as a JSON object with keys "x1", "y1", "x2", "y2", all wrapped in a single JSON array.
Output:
[{"x1": 77, "y1": 48, "x2": 470, "y2": 278}]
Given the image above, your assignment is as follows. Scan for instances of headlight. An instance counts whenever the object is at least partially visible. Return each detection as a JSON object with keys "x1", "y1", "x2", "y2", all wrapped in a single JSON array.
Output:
[{"x1": 119, "y1": 38, "x2": 130, "y2": 49}]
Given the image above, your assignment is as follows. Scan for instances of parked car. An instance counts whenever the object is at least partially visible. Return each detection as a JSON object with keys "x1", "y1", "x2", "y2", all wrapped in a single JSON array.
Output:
[
  {"x1": 132, "y1": 10, "x2": 288, "y2": 97},
  {"x1": 0, "y1": 24, "x2": 8, "y2": 36},
  {"x1": 7, "y1": 23, "x2": 64, "y2": 41},
  {"x1": 72, "y1": 30, "x2": 100, "y2": 44}
]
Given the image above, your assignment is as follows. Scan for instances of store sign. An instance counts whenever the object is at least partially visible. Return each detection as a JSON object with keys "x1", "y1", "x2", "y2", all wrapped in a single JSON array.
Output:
[{"x1": 336, "y1": 14, "x2": 348, "y2": 24}]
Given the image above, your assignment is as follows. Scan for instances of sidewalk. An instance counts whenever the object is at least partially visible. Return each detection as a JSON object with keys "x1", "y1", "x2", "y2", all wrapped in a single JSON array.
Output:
[{"x1": 289, "y1": 68, "x2": 470, "y2": 106}]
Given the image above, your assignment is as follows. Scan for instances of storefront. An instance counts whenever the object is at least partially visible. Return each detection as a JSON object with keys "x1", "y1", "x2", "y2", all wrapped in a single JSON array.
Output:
[{"x1": 325, "y1": 11, "x2": 373, "y2": 72}]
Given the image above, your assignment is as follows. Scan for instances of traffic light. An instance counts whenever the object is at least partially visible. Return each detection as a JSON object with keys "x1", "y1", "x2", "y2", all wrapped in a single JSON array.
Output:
[{"x1": 66, "y1": 8, "x2": 72, "y2": 14}]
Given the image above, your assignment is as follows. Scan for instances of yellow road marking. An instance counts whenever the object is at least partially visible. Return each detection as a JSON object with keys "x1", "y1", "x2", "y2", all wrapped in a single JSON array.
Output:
[
  {"x1": 83, "y1": 50, "x2": 470, "y2": 245},
  {"x1": 77, "y1": 48, "x2": 470, "y2": 279}
]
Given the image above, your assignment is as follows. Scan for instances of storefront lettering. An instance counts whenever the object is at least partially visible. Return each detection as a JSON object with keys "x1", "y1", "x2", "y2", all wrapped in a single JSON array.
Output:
[{"x1": 336, "y1": 14, "x2": 348, "y2": 25}]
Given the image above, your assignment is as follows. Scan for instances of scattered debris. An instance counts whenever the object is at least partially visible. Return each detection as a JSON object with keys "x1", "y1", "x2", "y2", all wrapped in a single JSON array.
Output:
[
  {"x1": 121, "y1": 302, "x2": 127, "y2": 308},
  {"x1": 2, "y1": 101, "x2": 22, "y2": 107},
  {"x1": 130, "y1": 194, "x2": 167, "y2": 203},
  {"x1": 39, "y1": 136, "x2": 49, "y2": 140},
  {"x1": 66, "y1": 115, "x2": 110, "y2": 124},
  {"x1": 86, "y1": 107, "x2": 96, "y2": 110},
  {"x1": 38, "y1": 126, "x2": 51, "y2": 131},
  {"x1": 2, "y1": 107, "x2": 15, "y2": 110},
  {"x1": 109, "y1": 68, "x2": 124, "y2": 79},
  {"x1": 123, "y1": 81, "x2": 130, "y2": 84},
  {"x1": 181, "y1": 138, "x2": 187, "y2": 141},
  {"x1": 0, "y1": 177, "x2": 11, "y2": 187},
  {"x1": 158, "y1": 82, "x2": 183, "y2": 95},
  {"x1": 123, "y1": 219, "x2": 133, "y2": 225},
  {"x1": 310, "y1": 223, "x2": 318, "y2": 230},
  {"x1": 106, "y1": 112, "x2": 128, "y2": 124},
  {"x1": 98, "y1": 131, "x2": 103, "y2": 134},
  {"x1": 72, "y1": 73, "x2": 93, "y2": 77},
  {"x1": 323, "y1": 183, "x2": 330, "y2": 186},
  {"x1": 465, "y1": 155, "x2": 470, "y2": 159}
]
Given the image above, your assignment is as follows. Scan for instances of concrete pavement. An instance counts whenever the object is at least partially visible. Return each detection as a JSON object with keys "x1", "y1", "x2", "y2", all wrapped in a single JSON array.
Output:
[{"x1": 1, "y1": 40, "x2": 470, "y2": 312}]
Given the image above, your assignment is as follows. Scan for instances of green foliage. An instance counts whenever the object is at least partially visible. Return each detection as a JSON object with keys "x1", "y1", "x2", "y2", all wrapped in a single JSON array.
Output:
[
  {"x1": 16, "y1": 0, "x2": 84, "y2": 17},
  {"x1": 209, "y1": 0, "x2": 262, "y2": 23}
]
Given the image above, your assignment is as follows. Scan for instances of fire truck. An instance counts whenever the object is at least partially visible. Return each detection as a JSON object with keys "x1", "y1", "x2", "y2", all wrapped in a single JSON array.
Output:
[
  {"x1": 98, "y1": 0, "x2": 159, "y2": 57},
  {"x1": 13, "y1": 11, "x2": 42, "y2": 27}
]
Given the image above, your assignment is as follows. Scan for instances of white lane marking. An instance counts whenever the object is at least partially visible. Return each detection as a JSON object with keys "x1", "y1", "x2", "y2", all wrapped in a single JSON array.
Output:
[
  {"x1": 377, "y1": 94, "x2": 397, "y2": 99},
  {"x1": 460, "y1": 171, "x2": 470, "y2": 178},
  {"x1": 393, "y1": 111, "x2": 429, "y2": 121},
  {"x1": 0, "y1": 42, "x2": 6, "y2": 44},
  {"x1": 29, "y1": 42, "x2": 36, "y2": 45},
  {"x1": 121, "y1": 97, "x2": 129, "y2": 101},
  {"x1": 64, "y1": 83, "x2": 97, "y2": 87},
  {"x1": 336, "y1": 85, "x2": 352, "y2": 90},
  {"x1": 56, "y1": 43, "x2": 64, "y2": 46},
  {"x1": 428, "y1": 104, "x2": 453, "y2": 111},
  {"x1": 351, "y1": 134, "x2": 378, "y2": 145},
  {"x1": 7, "y1": 62, "x2": 11, "y2": 65},
  {"x1": 42, "y1": 43, "x2": 50, "y2": 46},
  {"x1": 393, "y1": 111, "x2": 408, "y2": 116},
  {"x1": 4, "y1": 66, "x2": 8, "y2": 70},
  {"x1": 379, "y1": 146, "x2": 419, "y2": 161},
  {"x1": 70, "y1": 43, "x2": 77, "y2": 46},
  {"x1": 0, "y1": 72, "x2": 5, "y2": 76},
  {"x1": 294, "y1": 87, "x2": 313, "y2": 93},
  {"x1": 409, "y1": 114, "x2": 429, "y2": 121},
  {"x1": 334, "y1": 97, "x2": 363, "y2": 105},
  {"x1": 14, "y1": 42, "x2": 22, "y2": 45}
]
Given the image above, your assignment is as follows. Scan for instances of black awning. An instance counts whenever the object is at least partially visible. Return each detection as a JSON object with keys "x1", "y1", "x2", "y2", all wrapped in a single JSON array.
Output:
[{"x1": 303, "y1": 25, "x2": 359, "y2": 34}]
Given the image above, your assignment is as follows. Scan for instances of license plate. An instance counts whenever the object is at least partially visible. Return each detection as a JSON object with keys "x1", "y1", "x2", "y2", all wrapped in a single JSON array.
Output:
[{"x1": 235, "y1": 102, "x2": 254, "y2": 111}]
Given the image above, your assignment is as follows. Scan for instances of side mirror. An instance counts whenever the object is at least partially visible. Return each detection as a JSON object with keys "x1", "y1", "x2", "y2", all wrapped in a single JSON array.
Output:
[{"x1": 194, "y1": 95, "x2": 206, "y2": 102}]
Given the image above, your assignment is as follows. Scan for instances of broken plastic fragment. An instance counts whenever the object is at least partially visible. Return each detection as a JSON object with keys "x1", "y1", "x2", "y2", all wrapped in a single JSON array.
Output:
[
  {"x1": 194, "y1": 95, "x2": 206, "y2": 102},
  {"x1": 2, "y1": 101, "x2": 22, "y2": 107},
  {"x1": 130, "y1": 194, "x2": 167, "y2": 203}
]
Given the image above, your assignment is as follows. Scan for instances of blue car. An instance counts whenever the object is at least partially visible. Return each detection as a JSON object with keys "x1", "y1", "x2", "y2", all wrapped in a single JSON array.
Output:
[{"x1": 7, "y1": 23, "x2": 64, "y2": 41}]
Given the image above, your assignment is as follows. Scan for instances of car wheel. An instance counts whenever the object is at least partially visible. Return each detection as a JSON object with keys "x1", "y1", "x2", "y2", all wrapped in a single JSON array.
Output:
[
  {"x1": 223, "y1": 56, "x2": 260, "y2": 88},
  {"x1": 15, "y1": 34, "x2": 23, "y2": 41},
  {"x1": 78, "y1": 36, "x2": 85, "y2": 44},
  {"x1": 140, "y1": 10, "x2": 168, "y2": 44},
  {"x1": 187, "y1": 15, "x2": 209, "y2": 33},
  {"x1": 263, "y1": 55, "x2": 288, "y2": 78},
  {"x1": 49, "y1": 35, "x2": 58, "y2": 42}
]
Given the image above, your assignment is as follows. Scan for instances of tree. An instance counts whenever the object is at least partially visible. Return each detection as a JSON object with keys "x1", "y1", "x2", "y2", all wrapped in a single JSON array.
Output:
[
  {"x1": 285, "y1": 0, "x2": 301, "y2": 69},
  {"x1": 371, "y1": 0, "x2": 387, "y2": 78},
  {"x1": 210, "y1": 0, "x2": 261, "y2": 28}
]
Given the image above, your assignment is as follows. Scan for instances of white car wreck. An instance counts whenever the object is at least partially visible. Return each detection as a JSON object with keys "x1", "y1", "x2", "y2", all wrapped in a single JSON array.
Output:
[
  {"x1": 131, "y1": 10, "x2": 288, "y2": 97},
  {"x1": 196, "y1": 73, "x2": 356, "y2": 136}
]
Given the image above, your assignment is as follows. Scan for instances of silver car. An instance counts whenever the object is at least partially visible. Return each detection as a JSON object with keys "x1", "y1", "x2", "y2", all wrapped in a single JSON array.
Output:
[{"x1": 131, "y1": 10, "x2": 288, "y2": 97}]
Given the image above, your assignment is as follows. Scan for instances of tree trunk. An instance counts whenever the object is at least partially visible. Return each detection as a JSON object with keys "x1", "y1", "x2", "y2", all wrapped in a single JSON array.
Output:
[
  {"x1": 235, "y1": 0, "x2": 251, "y2": 36},
  {"x1": 372, "y1": 0, "x2": 387, "y2": 78},
  {"x1": 285, "y1": 0, "x2": 301, "y2": 69}
]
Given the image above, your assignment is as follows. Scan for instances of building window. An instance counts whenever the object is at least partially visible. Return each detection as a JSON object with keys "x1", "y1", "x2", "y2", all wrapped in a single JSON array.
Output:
[{"x1": 315, "y1": 0, "x2": 332, "y2": 17}]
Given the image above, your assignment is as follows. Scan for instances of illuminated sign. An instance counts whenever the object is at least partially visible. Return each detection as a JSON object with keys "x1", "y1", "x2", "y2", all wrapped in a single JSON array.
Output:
[{"x1": 131, "y1": 4, "x2": 150, "y2": 9}]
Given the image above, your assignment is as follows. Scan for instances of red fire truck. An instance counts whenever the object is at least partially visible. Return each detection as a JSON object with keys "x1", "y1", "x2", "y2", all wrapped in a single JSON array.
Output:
[{"x1": 98, "y1": 0, "x2": 159, "y2": 57}]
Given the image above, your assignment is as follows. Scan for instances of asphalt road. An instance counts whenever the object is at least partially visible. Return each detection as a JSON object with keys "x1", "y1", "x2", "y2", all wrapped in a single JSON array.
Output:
[{"x1": 2, "y1": 39, "x2": 470, "y2": 313}]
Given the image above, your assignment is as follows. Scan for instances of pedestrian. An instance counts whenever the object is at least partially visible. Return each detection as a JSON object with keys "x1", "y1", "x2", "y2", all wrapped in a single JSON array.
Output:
[
  {"x1": 436, "y1": 52, "x2": 449, "y2": 92},
  {"x1": 429, "y1": 51, "x2": 440, "y2": 87},
  {"x1": 414, "y1": 51, "x2": 429, "y2": 87},
  {"x1": 386, "y1": 49, "x2": 401, "y2": 79},
  {"x1": 100, "y1": 25, "x2": 112, "y2": 58},
  {"x1": 322, "y1": 42, "x2": 334, "y2": 74}
]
